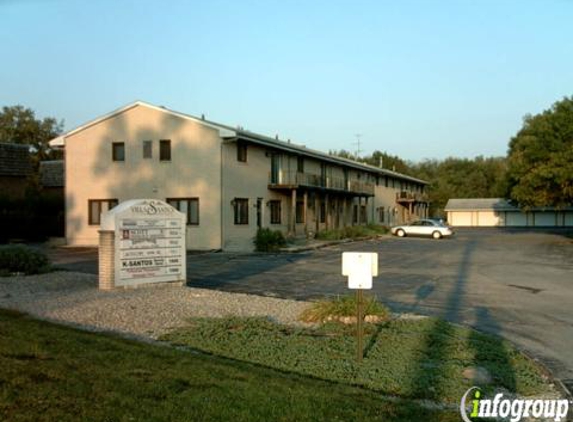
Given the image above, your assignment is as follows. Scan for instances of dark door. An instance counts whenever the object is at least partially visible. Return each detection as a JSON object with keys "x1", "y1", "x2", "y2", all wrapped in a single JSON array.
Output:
[
  {"x1": 256, "y1": 198, "x2": 263, "y2": 228},
  {"x1": 271, "y1": 154, "x2": 280, "y2": 184}
]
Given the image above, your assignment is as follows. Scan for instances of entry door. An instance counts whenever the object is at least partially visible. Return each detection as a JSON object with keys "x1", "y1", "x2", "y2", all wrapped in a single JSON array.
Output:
[
  {"x1": 271, "y1": 154, "x2": 280, "y2": 184},
  {"x1": 256, "y1": 198, "x2": 263, "y2": 228},
  {"x1": 321, "y1": 164, "x2": 327, "y2": 187}
]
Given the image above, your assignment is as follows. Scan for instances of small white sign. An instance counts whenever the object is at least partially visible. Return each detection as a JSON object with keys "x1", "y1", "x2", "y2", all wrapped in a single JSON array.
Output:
[{"x1": 342, "y1": 252, "x2": 378, "y2": 289}]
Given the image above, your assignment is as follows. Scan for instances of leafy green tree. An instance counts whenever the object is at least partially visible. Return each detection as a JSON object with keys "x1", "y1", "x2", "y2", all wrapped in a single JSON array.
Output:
[
  {"x1": 329, "y1": 149, "x2": 412, "y2": 173},
  {"x1": 363, "y1": 150, "x2": 412, "y2": 174},
  {"x1": 507, "y1": 96, "x2": 573, "y2": 207},
  {"x1": 330, "y1": 148, "x2": 508, "y2": 216},
  {"x1": 0, "y1": 105, "x2": 63, "y2": 161},
  {"x1": 409, "y1": 156, "x2": 507, "y2": 216}
]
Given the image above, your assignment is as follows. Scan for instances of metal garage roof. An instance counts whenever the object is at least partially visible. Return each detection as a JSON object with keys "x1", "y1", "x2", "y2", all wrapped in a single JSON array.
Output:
[
  {"x1": 444, "y1": 198, "x2": 517, "y2": 211},
  {"x1": 445, "y1": 198, "x2": 573, "y2": 212}
]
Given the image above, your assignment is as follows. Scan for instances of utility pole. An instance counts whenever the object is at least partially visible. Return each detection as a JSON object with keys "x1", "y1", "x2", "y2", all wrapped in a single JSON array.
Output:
[{"x1": 353, "y1": 134, "x2": 363, "y2": 159}]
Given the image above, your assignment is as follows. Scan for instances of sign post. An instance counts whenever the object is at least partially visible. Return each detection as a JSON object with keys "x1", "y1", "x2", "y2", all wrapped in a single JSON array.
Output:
[
  {"x1": 356, "y1": 288, "x2": 364, "y2": 363},
  {"x1": 342, "y1": 252, "x2": 378, "y2": 363}
]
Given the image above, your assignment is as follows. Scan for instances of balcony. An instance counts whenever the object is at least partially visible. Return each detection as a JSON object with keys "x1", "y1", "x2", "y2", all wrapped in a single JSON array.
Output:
[
  {"x1": 396, "y1": 191, "x2": 429, "y2": 203},
  {"x1": 269, "y1": 171, "x2": 375, "y2": 196}
]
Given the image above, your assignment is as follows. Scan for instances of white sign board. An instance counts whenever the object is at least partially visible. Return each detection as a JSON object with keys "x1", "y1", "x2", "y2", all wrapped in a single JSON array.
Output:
[
  {"x1": 101, "y1": 199, "x2": 186, "y2": 287},
  {"x1": 342, "y1": 252, "x2": 378, "y2": 289}
]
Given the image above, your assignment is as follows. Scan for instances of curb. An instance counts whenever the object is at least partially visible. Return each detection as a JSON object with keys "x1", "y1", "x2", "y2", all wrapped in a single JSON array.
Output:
[{"x1": 280, "y1": 234, "x2": 390, "y2": 253}]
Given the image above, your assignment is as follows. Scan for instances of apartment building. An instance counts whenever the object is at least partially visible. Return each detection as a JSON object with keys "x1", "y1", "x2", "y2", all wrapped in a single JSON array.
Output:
[{"x1": 50, "y1": 101, "x2": 428, "y2": 251}]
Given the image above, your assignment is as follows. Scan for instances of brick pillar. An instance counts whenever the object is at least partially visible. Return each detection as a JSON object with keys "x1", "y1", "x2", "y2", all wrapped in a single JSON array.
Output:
[{"x1": 98, "y1": 230, "x2": 115, "y2": 290}]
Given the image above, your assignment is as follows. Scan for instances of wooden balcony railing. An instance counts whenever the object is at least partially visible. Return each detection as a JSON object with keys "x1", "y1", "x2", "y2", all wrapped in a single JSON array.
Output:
[
  {"x1": 269, "y1": 171, "x2": 375, "y2": 196},
  {"x1": 395, "y1": 191, "x2": 428, "y2": 203}
]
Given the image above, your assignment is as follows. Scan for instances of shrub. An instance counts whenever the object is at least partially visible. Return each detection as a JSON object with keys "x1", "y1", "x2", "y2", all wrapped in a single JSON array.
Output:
[
  {"x1": 299, "y1": 294, "x2": 390, "y2": 323},
  {"x1": 315, "y1": 224, "x2": 388, "y2": 241},
  {"x1": 0, "y1": 245, "x2": 51, "y2": 275},
  {"x1": 253, "y1": 228, "x2": 286, "y2": 252}
]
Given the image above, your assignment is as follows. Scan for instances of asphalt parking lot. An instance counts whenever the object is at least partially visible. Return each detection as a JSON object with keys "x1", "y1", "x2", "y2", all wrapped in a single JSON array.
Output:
[{"x1": 48, "y1": 228, "x2": 573, "y2": 390}]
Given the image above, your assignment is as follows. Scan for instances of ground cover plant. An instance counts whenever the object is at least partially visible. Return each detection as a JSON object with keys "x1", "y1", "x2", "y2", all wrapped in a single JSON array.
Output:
[
  {"x1": 315, "y1": 224, "x2": 388, "y2": 241},
  {"x1": 299, "y1": 294, "x2": 390, "y2": 323},
  {"x1": 162, "y1": 315, "x2": 551, "y2": 404},
  {"x1": 0, "y1": 309, "x2": 461, "y2": 422},
  {"x1": 0, "y1": 245, "x2": 51, "y2": 276}
]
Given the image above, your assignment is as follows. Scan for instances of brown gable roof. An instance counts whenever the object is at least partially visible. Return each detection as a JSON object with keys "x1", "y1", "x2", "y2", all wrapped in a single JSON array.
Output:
[{"x1": 0, "y1": 143, "x2": 33, "y2": 177}]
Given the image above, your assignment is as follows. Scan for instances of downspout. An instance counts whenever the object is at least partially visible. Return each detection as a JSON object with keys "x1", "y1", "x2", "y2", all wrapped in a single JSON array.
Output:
[
  {"x1": 220, "y1": 141, "x2": 225, "y2": 251},
  {"x1": 63, "y1": 141, "x2": 67, "y2": 244}
]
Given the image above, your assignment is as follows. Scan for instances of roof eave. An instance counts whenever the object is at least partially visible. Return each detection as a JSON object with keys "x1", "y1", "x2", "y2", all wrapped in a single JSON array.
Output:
[{"x1": 231, "y1": 132, "x2": 428, "y2": 185}]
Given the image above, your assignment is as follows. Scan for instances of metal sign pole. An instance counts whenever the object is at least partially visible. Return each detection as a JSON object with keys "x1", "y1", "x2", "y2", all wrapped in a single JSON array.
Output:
[
  {"x1": 342, "y1": 251, "x2": 377, "y2": 365},
  {"x1": 357, "y1": 288, "x2": 364, "y2": 363}
]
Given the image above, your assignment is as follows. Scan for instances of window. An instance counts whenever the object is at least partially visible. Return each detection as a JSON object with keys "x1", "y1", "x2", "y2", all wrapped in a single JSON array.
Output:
[
  {"x1": 160, "y1": 140, "x2": 171, "y2": 161},
  {"x1": 233, "y1": 198, "x2": 249, "y2": 224},
  {"x1": 143, "y1": 140, "x2": 152, "y2": 159},
  {"x1": 360, "y1": 205, "x2": 367, "y2": 223},
  {"x1": 237, "y1": 141, "x2": 247, "y2": 162},
  {"x1": 167, "y1": 198, "x2": 199, "y2": 225},
  {"x1": 352, "y1": 205, "x2": 358, "y2": 224},
  {"x1": 379, "y1": 207, "x2": 385, "y2": 223},
  {"x1": 320, "y1": 202, "x2": 326, "y2": 223},
  {"x1": 269, "y1": 200, "x2": 281, "y2": 224},
  {"x1": 296, "y1": 201, "x2": 304, "y2": 224},
  {"x1": 112, "y1": 142, "x2": 125, "y2": 161},
  {"x1": 88, "y1": 199, "x2": 118, "y2": 225},
  {"x1": 297, "y1": 156, "x2": 304, "y2": 173}
]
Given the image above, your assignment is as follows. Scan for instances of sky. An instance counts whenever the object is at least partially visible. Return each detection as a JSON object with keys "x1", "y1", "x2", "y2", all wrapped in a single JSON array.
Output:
[{"x1": 1, "y1": 0, "x2": 572, "y2": 162}]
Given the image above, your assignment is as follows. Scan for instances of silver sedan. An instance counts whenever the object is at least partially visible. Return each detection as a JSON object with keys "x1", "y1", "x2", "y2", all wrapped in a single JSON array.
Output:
[{"x1": 391, "y1": 219, "x2": 454, "y2": 239}]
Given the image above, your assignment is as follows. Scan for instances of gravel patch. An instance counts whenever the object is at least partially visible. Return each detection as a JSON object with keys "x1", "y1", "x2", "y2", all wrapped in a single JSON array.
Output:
[{"x1": 0, "y1": 271, "x2": 310, "y2": 340}]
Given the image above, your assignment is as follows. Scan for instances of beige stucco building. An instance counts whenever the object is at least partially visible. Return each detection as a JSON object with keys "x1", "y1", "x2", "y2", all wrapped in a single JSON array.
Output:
[{"x1": 50, "y1": 101, "x2": 429, "y2": 251}]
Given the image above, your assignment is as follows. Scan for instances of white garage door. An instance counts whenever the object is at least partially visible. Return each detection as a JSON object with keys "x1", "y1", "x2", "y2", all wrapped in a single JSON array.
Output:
[
  {"x1": 534, "y1": 212, "x2": 556, "y2": 227},
  {"x1": 451, "y1": 211, "x2": 473, "y2": 226},
  {"x1": 477, "y1": 211, "x2": 501, "y2": 226},
  {"x1": 506, "y1": 212, "x2": 527, "y2": 226}
]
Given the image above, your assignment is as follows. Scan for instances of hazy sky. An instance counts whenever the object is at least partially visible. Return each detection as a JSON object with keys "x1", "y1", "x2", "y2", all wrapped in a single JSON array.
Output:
[{"x1": 1, "y1": 0, "x2": 572, "y2": 161}]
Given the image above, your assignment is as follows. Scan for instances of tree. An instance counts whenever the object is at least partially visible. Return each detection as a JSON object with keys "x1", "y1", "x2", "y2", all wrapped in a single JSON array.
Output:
[
  {"x1": 328, "y1": 149, "x2": 412, "y2": 173},
  {"x1": 362, "y1": 150, "x2": 412, "y2": 174},
  {"x1": 507, "y1": 96, "x2": 573, "y2": 207},
  {"x1": 330, "y1": 148, "x2": 508, "y2": 216},
  {"x1": 0, "y1": 105, "x2": 63, "y2": 161},
  {"x1": 409, "y1": 156, "x2": 507, "y2": 216}
]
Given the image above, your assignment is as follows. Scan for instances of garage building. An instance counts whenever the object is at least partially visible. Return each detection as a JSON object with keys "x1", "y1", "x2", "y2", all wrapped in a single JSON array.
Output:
[{"x1": 445, "y1": 198, "x2": 573, "y2": 227}]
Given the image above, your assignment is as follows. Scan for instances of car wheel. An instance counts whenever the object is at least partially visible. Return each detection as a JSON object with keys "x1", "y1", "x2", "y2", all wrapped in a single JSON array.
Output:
[
  {"x1": 396, "y1": 229, "x2": 405, "y2": 237},
  {"x1": 432, "y1": 231, "x2": 442, "y2": 239}
]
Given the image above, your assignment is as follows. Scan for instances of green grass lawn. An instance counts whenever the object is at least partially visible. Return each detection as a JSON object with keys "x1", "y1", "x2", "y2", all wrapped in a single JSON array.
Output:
[
  {"x1": 162, "y1": 316, "x2": 551, "y2": 403},
  {"x1": 0, "y1": 309, "x2": 462, "y2": 422}
]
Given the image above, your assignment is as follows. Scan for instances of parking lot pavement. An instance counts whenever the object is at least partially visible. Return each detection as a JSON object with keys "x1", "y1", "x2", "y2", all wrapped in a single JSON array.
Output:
[{"x1": 48, "y1": 229, "x2": 573, "y2": 390}]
